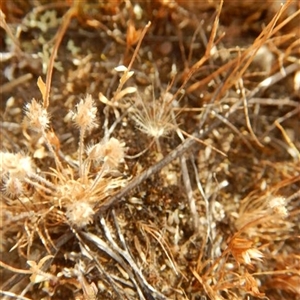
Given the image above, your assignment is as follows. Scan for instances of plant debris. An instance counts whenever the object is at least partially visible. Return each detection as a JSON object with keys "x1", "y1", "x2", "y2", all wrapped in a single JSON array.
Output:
[{"x1": 0, "y1": 1, "x2": 299, "y2": 299}]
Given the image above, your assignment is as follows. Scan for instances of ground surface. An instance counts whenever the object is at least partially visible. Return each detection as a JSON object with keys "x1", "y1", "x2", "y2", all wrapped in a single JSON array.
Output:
[{"x1": 0, "y1": 1, "x2": 300, "y2": 300}]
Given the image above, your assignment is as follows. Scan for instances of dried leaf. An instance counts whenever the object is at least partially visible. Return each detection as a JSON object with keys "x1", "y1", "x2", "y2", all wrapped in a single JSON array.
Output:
[
  {"x1": 114, "y1": 65, "x2": 128, "y2": 72},
  {"x1": 126, "y1": 21, "x2": 142, "y2": 46},
  {"x1": 37, "y1": 76, "x2": 46, "y2": 103}
]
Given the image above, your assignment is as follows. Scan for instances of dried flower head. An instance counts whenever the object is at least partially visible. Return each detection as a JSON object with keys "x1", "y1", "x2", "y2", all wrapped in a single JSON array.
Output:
[
  {"x1": 131, "y1": 91, "x2": 175, "y2": 140},
  {"x1": 72, "y1": 94, "x2": 98, "y2": 131},
  {"x1": 3, "y1": 176, "x2": 24, "y2": 197},
  {"x1": 268, "y1": 196, "x2": 287, "y2": 218},
  {"x1": 66, "y1": 201, "x2": 94, "y2": 228},
  {"x1": 0, "y1": 151, "x2": 35, "y2": 179},
  {"x1": 87, "y1": 138, "x2": 125, "y2": 169},
  {"x1": 25, "y1": 98, "x2": 50, "y2": 130},
  {"x1": 229, "y1": 237, "x2": 263, "y2": 266}
]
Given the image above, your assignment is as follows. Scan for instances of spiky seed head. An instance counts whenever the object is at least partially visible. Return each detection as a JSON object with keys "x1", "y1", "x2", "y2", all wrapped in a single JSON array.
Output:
[
  {"x1": 87, "y1": 138, "x2": 125, "y2": 169},
  {"x1": 0, "y1": 152, "x2": 34, "y2": 179},
  {"x1": 25, "y1": 98, "x2": 50, "y2": 130},
  {"x1": 72, "y1": 94, "x2": 98, "y2": 131},
  {"x1": 3, "y1": 176, "x2": 24, "y2": 197},
  {"x1": 131, "y1": 93, "x2": 175, "y2": 140},
  {"x1": 66, "y1": 201, "x2": 94, "y2": 228}
]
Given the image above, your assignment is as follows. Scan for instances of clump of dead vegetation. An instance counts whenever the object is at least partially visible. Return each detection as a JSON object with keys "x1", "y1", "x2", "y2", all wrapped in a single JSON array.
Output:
[{"x1": 0, "y1": 0, "x2": 299, "y2": 299}]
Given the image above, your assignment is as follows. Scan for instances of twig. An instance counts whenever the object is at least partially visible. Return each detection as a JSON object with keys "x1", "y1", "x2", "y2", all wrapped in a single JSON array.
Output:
[
  {"x1": 80, "y1": 230, "x2": 146, "y2": 300},
  {"x1": 100, "y1": 214, "x2": 166, "y2": 300},
  {"x1": 43, "y1": 3, "x2": 79, "y2": 108},
  {"x1": 0, "y1": 74, "x2": 33, "y2": 94},
  {"x1": 181, "y1": 155, "x2": 199, "y2": 229},
  {"x1": 174, "y1": 0, "x2": 224, "y2": 99},
  {"x1": 191, "y1": 156, "x2": 211, "y2": 243},
  {"x1": 228, "y1": 62, "x2": 300, "y2": 116},
  {"x1": 0, "y1": 290, "x2": 32, "y2": 300},
  {"x1": 210, "y1": 110, "x2": 255, "y2": 152},
  {"x1": 0, "y1": 10, "x2": 22, "y2": 56},
  {"x1": 275, "y1": 120, "x2": 300, "y2": 160},
  {"x1": 94, "y1": 130, "x2": 206, "y2": 215},
  {"x1": 239, "y1": 78, "x2": 264, "y2": 148},
  {"x1": 74, "y1": 230, "x2": 126, "y2": 299},
  {"x1": 262, "y1": 105, "x2": 300, "y2": 139}
]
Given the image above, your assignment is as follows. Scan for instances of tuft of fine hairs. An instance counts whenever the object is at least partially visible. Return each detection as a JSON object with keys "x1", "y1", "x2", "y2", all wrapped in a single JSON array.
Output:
[{"x1": 130, "y1": 89, "x2": 178, "y2": 151}]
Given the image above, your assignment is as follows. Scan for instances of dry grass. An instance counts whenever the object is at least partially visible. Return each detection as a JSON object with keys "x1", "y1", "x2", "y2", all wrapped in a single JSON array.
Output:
[{"x1": 0, "y1": 0, "x2": 299, "y2": 299}]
